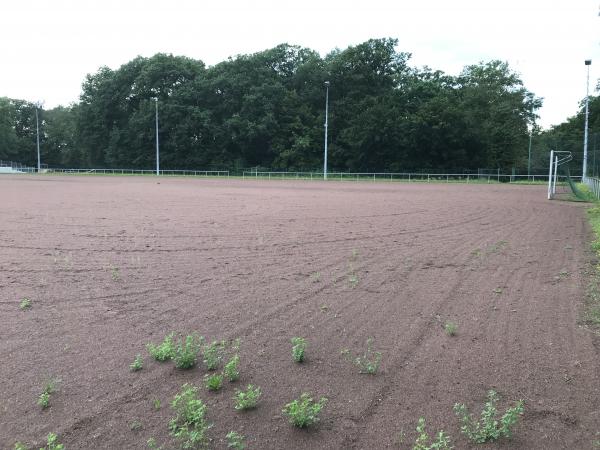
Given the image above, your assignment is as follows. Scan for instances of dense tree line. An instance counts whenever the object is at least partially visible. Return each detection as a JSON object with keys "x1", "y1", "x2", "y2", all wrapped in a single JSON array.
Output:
[{"x1": 1, "y1": 38, "x2": 547, "y2": 173}]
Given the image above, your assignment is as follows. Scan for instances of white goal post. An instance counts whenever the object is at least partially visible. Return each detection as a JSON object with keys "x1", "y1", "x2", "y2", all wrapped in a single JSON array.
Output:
[{"x1": 547, "y1": 150, "x2": 572, "y2": 200}]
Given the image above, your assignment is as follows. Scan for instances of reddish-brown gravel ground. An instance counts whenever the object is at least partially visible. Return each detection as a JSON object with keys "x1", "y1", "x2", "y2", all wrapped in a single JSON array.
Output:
[{"x1": 1, "y1": 175, "x2": 599, "y2": 450}]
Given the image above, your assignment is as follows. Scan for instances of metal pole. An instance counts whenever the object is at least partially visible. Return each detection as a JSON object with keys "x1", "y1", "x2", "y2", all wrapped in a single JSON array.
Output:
[
  {"x1": 527, "y1": 131, "x2": 532, "y2": 179},
  {"x1": 155, "y1": 98, "x2": 160, "y2": 176},
  {"x1": 35, "y1": 107, "x2": 41, "y2": 172},
  {"x1": 548, "y1": 150, "x2": 554, "y2": 199},
  {"x1": 324, "y1": 81, "x2": 330, "y2": 180},
  {"x1": 583, "y1": 60, "x2": 592, "y2": 181}
]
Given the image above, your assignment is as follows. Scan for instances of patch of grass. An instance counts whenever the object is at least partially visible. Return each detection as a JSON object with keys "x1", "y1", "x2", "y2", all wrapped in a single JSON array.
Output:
[
  {"x1": 413, "y1": 417, "x2": 452, "y2": 450},
  {"x1": 147, "y1": 437, "x2": 164, "y2": 449},
  {"x1": 291, "y1": 337, "x2": 306, "y2": 363},
  {"x1": 38, "y1": 379, "x2": 58, "y2": 409},
  {"x1": 444, "y1": 322, "x2": 458, "y2": 336},
  {"x1": 173, "y1": 334, "x2": 203, "y2": 369},
  {"x1": 453, "y1": 390, "x2": 524, "y2": 443},
  {"x1": 493, "y1": 287, "x2": 503, "y2": 294},
  {"x1": 234, "y1": 385, "x2": 261, "y2": 410},
  {"x1": 14, "y1": 442, "x2": 29, "y2": 450},
  {"x1": 19, "y1": 298, "x2": 31, "y2": 310},
  {"x1": 169, "y1": 384, "x2": 211, "y2": 449},
  {"x1": 130, "y1": 354, "x2": 143, "y2": 371},
  {"x1": 202, "y1": 340, "x2": 226, "y2": 371},
  {"x1": 153, "y1": 398, "x2": 161, "y2": 410},
  {"x1": 226, "y1": 431, "x2": 246, "y2": 449},
  {"x1": 147, "y1": 332, "x2": 176, "y2": 362},
  {"x1": 110, "y1": 265, "x2": 120, "y2": 281},
  {"x1": 224, "y1": 354, "x2": 240, "y2": 382},
  {"x1": 311, "y1": 271, "x2": 321, "y2": 282},
  {"x1": 204, "y1": 373, "x2": 224, "y2": 391},
  {"x1": 341, "y1": 337, "x2": 382, "y2": 374},
  {"x1": 348, "y1": 273, "x2": 359, "y2": 288},
  {"x1": 585, "y1": 206, "x2": 600, "y2": 328},
  {"x1": 41, "y1": 433, "x2": 64, "y2": 450},
  {"x1": 282, "y1": 393, "x2": 327, "y2": 428}
]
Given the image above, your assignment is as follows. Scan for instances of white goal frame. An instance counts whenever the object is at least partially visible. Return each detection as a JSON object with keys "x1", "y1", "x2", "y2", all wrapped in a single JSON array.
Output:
[{"x1": 547, "y1": 150, "x2": 572, "y2": 200}]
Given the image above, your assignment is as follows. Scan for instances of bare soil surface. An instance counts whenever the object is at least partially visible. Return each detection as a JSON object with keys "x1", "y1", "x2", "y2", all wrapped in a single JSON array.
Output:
[{"x1": 1, "y1": 175, "x2": 599, "y2": 449}]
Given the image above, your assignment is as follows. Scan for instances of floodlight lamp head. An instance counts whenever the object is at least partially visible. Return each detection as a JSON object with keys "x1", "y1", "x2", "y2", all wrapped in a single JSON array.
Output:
[
  {"x1": 585, "y1": 59, "x2": 592, "y2": 65},
  {"x1": 324, "y1": 81, "x2": 330, "y2": 87}
]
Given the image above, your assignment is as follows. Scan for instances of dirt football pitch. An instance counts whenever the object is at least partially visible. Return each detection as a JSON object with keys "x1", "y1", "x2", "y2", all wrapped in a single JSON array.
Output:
[{"x1": 1, "y1": 175, "x2": 599, "y2": 449}]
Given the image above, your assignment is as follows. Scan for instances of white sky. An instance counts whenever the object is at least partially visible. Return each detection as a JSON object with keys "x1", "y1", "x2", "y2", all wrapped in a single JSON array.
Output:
[{"x1": 1, "y1": 0, "x2": 599, "y2": 128}]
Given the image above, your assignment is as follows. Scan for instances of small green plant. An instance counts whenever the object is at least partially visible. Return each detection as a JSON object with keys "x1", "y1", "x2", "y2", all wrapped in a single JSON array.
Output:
[
  {"x1": 226, "y1": 431, "x2": 246, "y2": 449},
  {"x1": 19, "y1": 298, "x2": 31, "y2": 310},
  {"x1": 14, "y1": 442, "x2": 29, "y2": 450},
  {"x1": 202, "y1": 340, "x2": 226, "y2": 370},
  {"x1": 153, "y1": 398, "x2": 161, "y2": 410},
  {"x1": 110, "y1": 265, "x2": 120, "y2": 281},
  {"x1": 282, "y1": 393, "x2": 327, "y2": 428},
  {"x1": 311, "y1": 271, "x2": 321, "y2": 282},
  {"x1": 341, "y1": 337, "x2": 382, "y2": 374},
  {"x1": 129, "y1": 419, "x2": 143, "y2": 431},
  {"x1": 224, "y1": 354, "x2": 240, "y2": 382},
  {"x1": 130, "y1": 354, "x2": 143, "y2": 371},
  {"x1": 41, "y1": 433, "x2": 64, "y2": 450},
  {"x1": 444, "y1": 322, "x2": 457, "y2": 336},
  {"x1": 413, "y1": 417, "x2": 452, "y2": 450},
  {"x1": 348, "y1": 273, "x2": 359, "y2": 288},
  {"x1": 291, "y1": 337, "x2": 306, "y2": 363},
  {"x1": 147, "y1": 332, "x2": 176, "y2": 361},
  {"x1": 146, "y1": 437, "x2": 164, "y2": 449},
  {"x1": 38, "y1": 379, "x2": 58, "y2": 409},
  {"x1": 204, "y1": 373, "x2": 224, "y2": 391},
  {"x1": 493, "y1": 287, "x2": 503, "y2": 294},
  {"x1": 169, "y1": 384, "x2": 211, "y2": 449},
  {"x1": 234, "y1": 384, "x2": 261, "y2": 410},
  {"x1": 453, "y1": 390, "x2": 524, "y2": 443},
  {"x1": 173, "y1": 334, "x2": 203, "y2": 369}
]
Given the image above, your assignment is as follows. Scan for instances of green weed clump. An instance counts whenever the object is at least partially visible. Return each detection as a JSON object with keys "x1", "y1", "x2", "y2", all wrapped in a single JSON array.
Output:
[
  {"x1": 291, "y1": 337, "x2": 306, "y2": 363},
  {"x1": 204, "y1": 373, "x2": 224, "y2": 391},
  {"x1": 282, "y1": 393, "x2": 327, "y2": 428},
  {"x1": 234, "y1": 385, "x2": 261, "y2": 410},
  {"x1": 42, "y1": 433, "x2": 64, "y2": 450},
  {"x1": 444, "y1": 322, "x2": 457, "y2": 336},
  {"x1": 226, "y1": 431, "x2": 246, "y2": 449},
  {"x1": 38, "y1": 379, "x2": 58, "y2": 409},
  {"x1": 413, "y1": 417, "x2": 452, "y2": 450},
  {"x1": 173, "y1": 334, "x2": 203, "y2": 369},
  {"x1": 224, "y1": 354, "x2": 240, "y2": 382},
  {"x1": 202, "y1": 340, "x2": 226, "y2": 371},
  {"x1": 147, "y1": 332, "x2": 176, "y2": 361},
  {"x1": 130, "y1": 354, "x2": 143, "y2": 371},
  {"x1": 169, "y1": 384, "x2": 211, "y2": 449},
  {"x1": 453, "y1": 390, "x2": 524, "y2": 443},
  {"x1": 341, "y1": 337, "x2": 382, "y2": 374},
  {"x1": 19, "y1": 298, "x2": 31, "y2": 310}
]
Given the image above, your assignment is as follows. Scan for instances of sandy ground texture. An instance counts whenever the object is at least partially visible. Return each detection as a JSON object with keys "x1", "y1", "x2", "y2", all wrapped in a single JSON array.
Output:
[{"x1": 0, "y1": 175, "x2": 599, "y2": 449}]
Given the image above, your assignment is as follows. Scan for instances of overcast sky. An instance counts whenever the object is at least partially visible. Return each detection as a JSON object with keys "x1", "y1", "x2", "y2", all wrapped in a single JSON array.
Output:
[{"x1": 1, "y1": 0, "x2": 598, "y2": 128}]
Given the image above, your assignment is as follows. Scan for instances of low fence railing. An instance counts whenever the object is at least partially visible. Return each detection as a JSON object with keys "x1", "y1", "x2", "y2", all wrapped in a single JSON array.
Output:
[
  {"x1": 585, "y1": 177, "x2": 600, "y2": 200},
  {"x1": 7, "y1": 168, "x2": 230, "y2": 177},
  {"x1": 241, "y1": 171, "x2": 579, "y2": 184}
]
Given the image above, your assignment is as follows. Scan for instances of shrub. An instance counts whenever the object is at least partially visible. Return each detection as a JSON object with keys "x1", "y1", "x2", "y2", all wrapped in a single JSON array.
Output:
[
  {"x1": 453, "y1": 390, "x2": 524, "y2": 443},
  {"x1": 19, "y1": 298, "x2": 31, "y2": 310},
  {"x1": 282, "y1": 393, "x2": 327, "y2": 428},
  {"x1": 173, "y1": 334, "x2": 203, "y2": 369},
  {"x1": 224, "y1": 354, "x2": 240, "y2": 382},
  {"x1": 413, "y1": 417, "x2": 452, "y2": 450},
  {"x1": 169, "y1": 384, "x2": 211, "y2": 449},
  {"x1": 291, "y1": 337, "x2": 306, "y2": 363},
  {"x1": 42, "y1": 433, "x2": 64, "y2": 450},
  {"x1": 38, "y1": 379, "x2": 58, "y2": 409},
  {"x1": 341, "y1": 337, "x2": 382, "y2": 374},
  {"x1": 147, "y1": 332, "x2": 176, "y2": 361},
  {"x1": 234, "y1": 385, "x2": 261, "y2": 410}
]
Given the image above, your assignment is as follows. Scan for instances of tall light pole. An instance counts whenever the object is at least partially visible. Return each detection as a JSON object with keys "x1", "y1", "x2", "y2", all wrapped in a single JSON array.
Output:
[
  {"x1": 155, "y1": 98, "x2": 160, "y2": 176},
  {"x1": 323, "y1": 81, "x2": 330, "y2": 180},
  {"x1": 583, "y1": 59, "x2": 592, "y2": 181},
  {"x1": 35, "y1": 106, "x2": 41, "y2": 172},
  {"x1": 527, "y1": 130, "x2": 532, "y2": 179}
]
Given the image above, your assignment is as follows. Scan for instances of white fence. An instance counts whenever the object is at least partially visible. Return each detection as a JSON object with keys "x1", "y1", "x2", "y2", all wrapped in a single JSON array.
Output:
[
  {"x1": 585, "y1": 177, "x2": 600, "y2": 200},
  {"x1": 6, "y1": 167, "x2": 230, "y2": 177}
]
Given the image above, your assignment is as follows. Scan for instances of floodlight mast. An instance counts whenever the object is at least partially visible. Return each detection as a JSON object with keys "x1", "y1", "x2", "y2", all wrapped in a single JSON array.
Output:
[
  {"x1": 323, "y1": 81, "x2": 330, "y2": 180},
  {"x1": 583, "y1": 59, "x2": 592, "y2": 181},
  {"x1": 35, "y1": 106, "x2": 41, "y2": 172}
]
